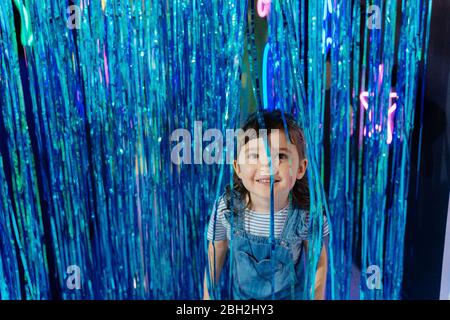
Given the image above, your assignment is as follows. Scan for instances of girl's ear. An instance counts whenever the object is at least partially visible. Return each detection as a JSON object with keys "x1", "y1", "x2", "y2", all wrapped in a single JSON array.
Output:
[
  {"x1": 233, "y1": 160, "x2": 241, "y2": 177},
  {"x1": 296, "y1": 159, "x2": 308, "y2": 180}
]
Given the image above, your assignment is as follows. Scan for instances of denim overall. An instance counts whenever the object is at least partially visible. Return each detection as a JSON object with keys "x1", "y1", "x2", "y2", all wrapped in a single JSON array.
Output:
[{"x1": 224, "y1": 206, "x2": 307, "y2": 300}]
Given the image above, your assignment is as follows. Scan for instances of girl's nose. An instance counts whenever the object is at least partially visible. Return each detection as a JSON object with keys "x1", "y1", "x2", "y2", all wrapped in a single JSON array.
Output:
[{"x1": 259, "y1": 153, "x2": 279, "y2": 174}]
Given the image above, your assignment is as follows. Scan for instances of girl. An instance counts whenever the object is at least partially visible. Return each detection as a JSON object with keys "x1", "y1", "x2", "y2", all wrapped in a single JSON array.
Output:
[{"x1": 203, "y1": 110, "x2": 329, "y2": 300}]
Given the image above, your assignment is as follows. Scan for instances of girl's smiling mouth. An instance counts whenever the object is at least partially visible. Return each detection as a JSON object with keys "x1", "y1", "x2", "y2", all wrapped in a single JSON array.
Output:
[{"x1": 256, "y1": 177, "x2": 281, "y2": 184}]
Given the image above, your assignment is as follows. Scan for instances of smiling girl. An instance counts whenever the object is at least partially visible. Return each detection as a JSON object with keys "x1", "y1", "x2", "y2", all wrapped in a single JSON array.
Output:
[{"x1": 203, "y1": 110, "x2": 329, "y2": 300}]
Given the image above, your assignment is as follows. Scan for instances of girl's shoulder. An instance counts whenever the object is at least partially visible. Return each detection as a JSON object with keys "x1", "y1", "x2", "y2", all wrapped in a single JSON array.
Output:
[
  {"x1": 293, "y1": 208, "x2": 330, "y2": 238},
  {"x1": 291, "y1": 204, "x2": 308, "y2": 217},
  {"x1": 291, "y1": 206, "x2": 309, "y2": 226},
  {"x1": 212, "y1": 191, "x2": 238, "y2": 215},
  {"x1": 301, "y1": 210, "x2": 329, "y2": 224},
  {"x1": 214, "y1": 193, "x2": 229, "y2": 212},
  {"x1": 220, "y1": 188, "x2": 247, "y2": 210}
]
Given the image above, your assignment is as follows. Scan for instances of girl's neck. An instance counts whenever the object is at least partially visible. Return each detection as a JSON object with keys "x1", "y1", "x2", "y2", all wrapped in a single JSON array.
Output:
[{"x1": 247, "y1": 194, "x2": 290, "y2": 213}]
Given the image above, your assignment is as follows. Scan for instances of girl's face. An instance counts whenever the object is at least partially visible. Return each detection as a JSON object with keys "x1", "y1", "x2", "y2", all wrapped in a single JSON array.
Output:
[{"x1": 233, "y1": 129, "x2": 308, "y2": 211}]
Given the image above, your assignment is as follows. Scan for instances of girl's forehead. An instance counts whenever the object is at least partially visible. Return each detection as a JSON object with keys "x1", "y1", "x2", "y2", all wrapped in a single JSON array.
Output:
[{"x1": 239, "y1": 129, "x2": 290, "y2": 150}]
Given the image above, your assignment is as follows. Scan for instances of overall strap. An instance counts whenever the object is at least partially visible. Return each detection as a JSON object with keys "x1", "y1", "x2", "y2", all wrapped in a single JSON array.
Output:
[
  {"x1": 222, "y1": 191, "x2": 247, "y2": 234},
  {"x1": 280, "y1": 206, "x2": 304, "y2": 243},
  {"x1": 223, "y1": 210, "x2": 245, "y2": 234}
]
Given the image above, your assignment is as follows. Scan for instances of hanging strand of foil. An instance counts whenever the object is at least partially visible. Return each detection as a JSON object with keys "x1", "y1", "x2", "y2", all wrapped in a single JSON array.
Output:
[
  {"x1": 360, "y1": 0, "x2": 391, "y2": 300},
  {"x1": 244, "y1": 0, "x2": 278, "y2": 299},
  {"x1": 266, "y1": 0, "x2": 331, "y2": 299},
  {"x1": 0, "y1": 0, "x2": 50, "y2": 299},
  {"x1": 328, "y1": 0, "x2": 354, "y2": 299},
  {"x1": 205, "y1": 0, "x2": 248, "y2": 301},
  {"x1": 414, "y1": 0, "x2": 433, "y2": 198},
  {"x1": 382, "y1": 0, "x2": 433, "y2": 300}
]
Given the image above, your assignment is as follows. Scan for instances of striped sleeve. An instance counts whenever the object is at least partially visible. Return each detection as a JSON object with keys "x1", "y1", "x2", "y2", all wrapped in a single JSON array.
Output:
[
  {"x1": 299, "y1": 212, "x2": 330, "y2": 239},
  {"x1": 207, "y1": 196, "x2": 228, "y2": 241}
]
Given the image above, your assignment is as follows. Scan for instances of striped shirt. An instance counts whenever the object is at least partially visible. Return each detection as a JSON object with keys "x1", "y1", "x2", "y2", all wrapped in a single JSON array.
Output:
[{"x1": 207, "y1": 195, "x2": 329, "y2": 241}]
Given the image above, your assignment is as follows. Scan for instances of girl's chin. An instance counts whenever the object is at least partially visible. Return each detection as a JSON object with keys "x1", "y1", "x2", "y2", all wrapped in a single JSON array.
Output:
[{"x1": 251, "y1": 184, "x2": 290, "y2": 197}]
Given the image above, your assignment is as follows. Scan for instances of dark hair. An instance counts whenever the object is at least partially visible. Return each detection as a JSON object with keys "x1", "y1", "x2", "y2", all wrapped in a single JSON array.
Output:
[{"x1": 224, "y1": 110, "x2": 310, "y2": 213}]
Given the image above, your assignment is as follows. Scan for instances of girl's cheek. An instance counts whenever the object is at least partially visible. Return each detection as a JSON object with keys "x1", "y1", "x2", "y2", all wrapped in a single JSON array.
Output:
[
  {"x1": 291, "y1": 167, "x2": 300, "y2": 185},
  {"x1": 240, "y1": 168, "x2": 254, "y2": 181},
  {"x1": 287, "y1": 166, "x2": 294, "y2": 177}
]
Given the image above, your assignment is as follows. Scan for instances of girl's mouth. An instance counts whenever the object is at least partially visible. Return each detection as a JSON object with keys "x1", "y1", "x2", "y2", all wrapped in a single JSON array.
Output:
[{"x1": 256, "y1": 178, "x2": 280, "y2": 184}]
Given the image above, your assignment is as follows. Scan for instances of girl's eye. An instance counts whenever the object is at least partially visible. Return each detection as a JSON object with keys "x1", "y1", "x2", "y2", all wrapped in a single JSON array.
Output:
[
  {"x1": 278, "y1": 153, "x2": 288, "y2": 160},
  {"x1": 248, "y1": 153, "x2": 259, "y2": 159}
]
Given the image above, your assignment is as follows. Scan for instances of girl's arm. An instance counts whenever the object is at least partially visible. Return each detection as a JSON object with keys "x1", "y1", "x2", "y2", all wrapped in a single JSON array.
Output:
[
  {"x1": 303, "y1": 240, "x2": 328, "y2": 300},
  {"x1": 203, "y1": 240, "x2": 229, "y2": 300},
  {"x1": 314, "y1": 243, "x2": 328, "y2": 300}
]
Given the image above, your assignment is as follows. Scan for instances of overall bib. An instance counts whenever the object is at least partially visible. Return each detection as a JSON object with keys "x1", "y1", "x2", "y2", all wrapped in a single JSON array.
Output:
[{"x1": 224, "y1": 208, "x2": 307, "y2": 300}]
